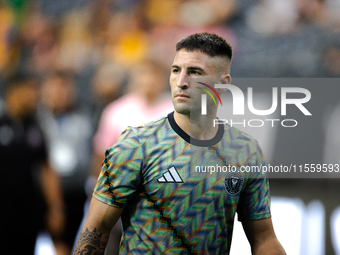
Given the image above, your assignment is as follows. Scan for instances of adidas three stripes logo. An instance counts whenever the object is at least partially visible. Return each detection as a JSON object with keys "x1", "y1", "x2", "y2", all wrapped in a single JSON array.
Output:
[{"x1": 158, "y1": 166, "x2": 183, "y2": 183}]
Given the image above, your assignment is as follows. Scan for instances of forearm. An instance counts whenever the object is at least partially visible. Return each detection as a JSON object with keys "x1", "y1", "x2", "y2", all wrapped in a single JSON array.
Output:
[
  {"x1": 41, "y1": 162, "x2": 64, "y2": 209},
  {"x1": 74, "y1": 226, "x2": 110, "y2": 255},
  {"x1": 41, "y1": 162, "x2": 65, "y2": 238},
  {"x1": 252, "y1": 236, "x2": 286, "y2": 255},
  {"x1": 74, "y1": 197, "x2": 124, "y2": 255}
]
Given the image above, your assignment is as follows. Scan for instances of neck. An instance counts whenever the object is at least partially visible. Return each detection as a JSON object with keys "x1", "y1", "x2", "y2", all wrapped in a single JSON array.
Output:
[{"x1": 174, "y1": 110, "x2": 218, "y2": 140}]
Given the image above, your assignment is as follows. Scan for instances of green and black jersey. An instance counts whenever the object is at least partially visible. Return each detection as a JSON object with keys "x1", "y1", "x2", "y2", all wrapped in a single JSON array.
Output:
[{"x1": 94, "y1": 111, "x2": 271, "y2": 254}]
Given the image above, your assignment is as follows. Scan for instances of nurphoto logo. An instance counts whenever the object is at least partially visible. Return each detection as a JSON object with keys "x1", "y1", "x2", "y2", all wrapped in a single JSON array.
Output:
[
  {"x1": 196, "y1": 82, "x2": 223, "y2": 115},
  {"x1": 198, "y1": 82, "x2": 312, "y2": 128}
]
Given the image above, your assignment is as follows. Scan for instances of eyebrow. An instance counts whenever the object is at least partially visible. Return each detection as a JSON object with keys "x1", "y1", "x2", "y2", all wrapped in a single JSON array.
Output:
[{"x1": 171, "y1": 65, "x2": 206, "y2": 73}]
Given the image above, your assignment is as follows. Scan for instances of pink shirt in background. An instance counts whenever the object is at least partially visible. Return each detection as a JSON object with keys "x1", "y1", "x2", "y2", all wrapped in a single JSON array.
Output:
[{"x1": 93, "y1": 93, "x2": 174, "y2": 155}]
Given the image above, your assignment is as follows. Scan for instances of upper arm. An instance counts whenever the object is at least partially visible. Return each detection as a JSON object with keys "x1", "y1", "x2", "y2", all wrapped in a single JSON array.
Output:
[
  {"x1": 93, "y1": 127, "x2": 143, "y2": 208},
  {"x1": 237, "y1": 143, "x2": 271, "y2": 221},
  {"x1": 87, "y1": 127, "x2": 141, "y2": 231},
  {"x1": 242, "y1": 218, "x2": 286, "y2": 255},
  {"x1": 242, "y1": 218, "x2": 275, "y2": 247}
]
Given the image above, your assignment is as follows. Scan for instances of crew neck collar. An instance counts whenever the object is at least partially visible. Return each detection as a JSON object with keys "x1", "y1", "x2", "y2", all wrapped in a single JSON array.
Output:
[{"x1": 167, "y1": 111, "x2": 224, "y2": 147}]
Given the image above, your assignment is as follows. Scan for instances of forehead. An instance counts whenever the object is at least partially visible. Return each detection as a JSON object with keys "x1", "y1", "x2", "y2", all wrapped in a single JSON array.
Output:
[{"x1": 172, "y1": 49, "x2": 220, "y2": 70}]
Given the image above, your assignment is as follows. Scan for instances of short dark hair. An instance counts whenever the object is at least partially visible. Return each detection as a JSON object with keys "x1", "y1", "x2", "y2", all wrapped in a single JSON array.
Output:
[{"x1": 176, "y1": 33, "x2": 233, "y2": 61}]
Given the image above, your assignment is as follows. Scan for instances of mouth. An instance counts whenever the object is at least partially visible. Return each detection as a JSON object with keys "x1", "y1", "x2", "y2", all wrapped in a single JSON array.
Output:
[{"x1": 175, "y1": 93, "x2": 190, "y2": 99}]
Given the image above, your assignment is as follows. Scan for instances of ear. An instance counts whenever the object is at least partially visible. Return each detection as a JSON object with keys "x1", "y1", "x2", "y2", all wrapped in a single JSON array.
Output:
[
  {"x1": 215, "y1": 74, "x2": 231, "y2": 94},
  {"x1": 220, "y1": 74, "x2": 231, "y2": 84}
]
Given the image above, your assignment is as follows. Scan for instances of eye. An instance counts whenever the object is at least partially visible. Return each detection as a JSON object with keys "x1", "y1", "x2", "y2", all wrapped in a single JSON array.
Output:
[
  {"x1": 172, "y1": 68, "x2": 180, "y2": 74},
  {"x1": 189, "y1": 70, "x2": 201, "y2": 75}
]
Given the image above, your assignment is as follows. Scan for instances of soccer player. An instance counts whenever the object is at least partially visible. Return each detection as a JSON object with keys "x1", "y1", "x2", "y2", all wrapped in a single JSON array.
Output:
[{"x1": 74, "y1": 33, "x2": 286, "y2": 254}]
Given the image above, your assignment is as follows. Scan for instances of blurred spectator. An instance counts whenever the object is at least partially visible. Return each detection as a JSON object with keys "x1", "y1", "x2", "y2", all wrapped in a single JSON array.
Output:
[
  {"x1": 297, "y1": 0, "x2": 329, "y2": 27},
  {"x1": 147, "y1": 0, "x2": 237, "y2": 69},
  {"x1": 90, "y1": 61, "x2": 126, "y2": 130},
  {"x1": 246, "y1": 0, "x2": 299, "y2": 36},
  {"x1": 20, "y1": 13, "x2": 59, "y2": 77},
  {"x1": 0, "y1": 73, "x2": 65, "y2": 255},
  {"x1": 1, "y1": 1, "x2": 61, "y2": 79},
  {"x1": 103, "y1": 3, "x2": 149, "y2": 67},
  {"x1": 38, "y1": 70, "x2": 92, "y2": 254},
  {"x1": 51, "y1": 1, "x2": 118, "y2": 111},
  {"x1": 245, "y1": 0, "x2": 335, "y2": 37},
  {"x1": 178, "y1": 0, "x2": 236, "y2": 27},
  {"x1": 56, "y1": 9, "x2": 95, "y2": 72}
]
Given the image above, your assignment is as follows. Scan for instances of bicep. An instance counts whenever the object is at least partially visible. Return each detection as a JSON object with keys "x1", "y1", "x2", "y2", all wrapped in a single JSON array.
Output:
[{"x1": 242, "y1": 218, "x2": 275, "y2": 246}]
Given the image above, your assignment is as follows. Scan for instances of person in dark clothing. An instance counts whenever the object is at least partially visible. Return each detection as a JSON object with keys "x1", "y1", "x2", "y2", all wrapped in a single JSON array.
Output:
[{"x1": 0, "y1": 74, "x2": 66, "y2": 255}]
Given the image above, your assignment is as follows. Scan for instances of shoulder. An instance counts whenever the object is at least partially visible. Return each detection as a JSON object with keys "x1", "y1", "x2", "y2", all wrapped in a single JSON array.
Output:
[
  {"x1": 105, "y1": 115, "x2": 169, "y2": 156},
  {"x1": 132, "y1": 115, "x2": 169, "y2": 136},
  {"x1": 223, "y1": 124, "x2": 260, "y2": 149},
  {"x1": 221, "y1": 124, "x2": 264, "y2": 164}
]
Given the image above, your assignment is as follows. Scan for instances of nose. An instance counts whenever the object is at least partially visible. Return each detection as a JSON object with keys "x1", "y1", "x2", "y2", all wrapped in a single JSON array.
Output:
[{"x1": 177, "y1": 70, "x2": 190, "y2": 89}]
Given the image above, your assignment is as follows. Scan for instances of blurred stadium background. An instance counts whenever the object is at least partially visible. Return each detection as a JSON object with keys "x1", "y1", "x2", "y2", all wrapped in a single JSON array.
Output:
[{"x1": 0, "y1": 0, "x2": 340, "y2": 254}]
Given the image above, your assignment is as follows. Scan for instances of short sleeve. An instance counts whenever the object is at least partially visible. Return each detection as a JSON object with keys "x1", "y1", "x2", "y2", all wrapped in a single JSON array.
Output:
[
  {"x1": 93, "y1": 127, "x2": 143, "y2": 208},
  {"x1": 237, "y1": 143, "x2": 271, "y2": 221}
]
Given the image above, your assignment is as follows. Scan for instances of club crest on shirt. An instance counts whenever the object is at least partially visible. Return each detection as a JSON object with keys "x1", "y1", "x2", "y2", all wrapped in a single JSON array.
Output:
[{"x1": 224, "y1": 171, "x2": 243, "y2": 195}]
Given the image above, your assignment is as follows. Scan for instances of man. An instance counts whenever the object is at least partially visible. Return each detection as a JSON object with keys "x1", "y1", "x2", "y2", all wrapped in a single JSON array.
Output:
[
  {"x1": 39, "y1": 70, "x2": 93, "y2": 254},
  {"x1": 0, "y1": 74, "x2": 65, "y2": 254},
  {"x1": 74, "y1": 33, "x2": 285, "y2": 254}
]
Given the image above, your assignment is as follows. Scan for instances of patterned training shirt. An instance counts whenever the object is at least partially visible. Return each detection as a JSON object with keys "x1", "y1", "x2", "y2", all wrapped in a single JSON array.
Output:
[{"x1": 93, "y1": 111, "x2": 271, "y2": 254}]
